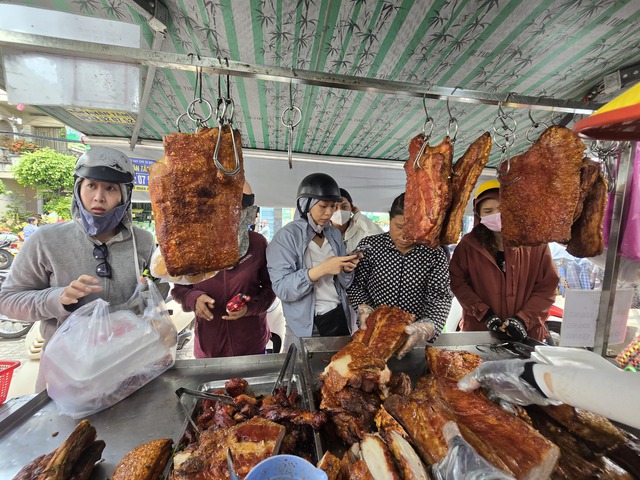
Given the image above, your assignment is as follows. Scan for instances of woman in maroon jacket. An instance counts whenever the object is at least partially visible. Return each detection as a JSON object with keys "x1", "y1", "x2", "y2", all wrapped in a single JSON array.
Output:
[
  {"x1": 171, "y1": 185, "x2": 275, "y2": 358},
  {"x1": 449, "y1": 180, "x2": 559, "y2": 342}
]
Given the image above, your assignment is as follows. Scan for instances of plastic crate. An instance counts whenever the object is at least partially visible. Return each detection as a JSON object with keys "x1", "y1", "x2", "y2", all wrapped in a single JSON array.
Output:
[{"x1": 0, "y1": 360, "x2": 20, "y2": 404}]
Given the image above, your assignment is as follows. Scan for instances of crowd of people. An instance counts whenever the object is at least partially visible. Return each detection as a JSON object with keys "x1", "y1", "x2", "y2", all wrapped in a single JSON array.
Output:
[{"x1": 0, "y1": 148, "x2": 633, "y2": 362}]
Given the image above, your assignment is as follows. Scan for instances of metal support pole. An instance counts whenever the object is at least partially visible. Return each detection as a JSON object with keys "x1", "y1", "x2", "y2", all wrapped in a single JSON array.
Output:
[
  {"x1": 593, "y1": 142, "x2": 635, "y2": 356},
  {"x1": 129, "y1": 31, "x2": 165, "y2": 150}
]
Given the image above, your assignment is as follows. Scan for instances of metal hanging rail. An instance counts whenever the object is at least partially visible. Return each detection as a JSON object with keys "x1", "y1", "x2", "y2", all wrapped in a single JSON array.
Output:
[{"x1": 0, "y1": 29, "x2": 602, "y2": 115}]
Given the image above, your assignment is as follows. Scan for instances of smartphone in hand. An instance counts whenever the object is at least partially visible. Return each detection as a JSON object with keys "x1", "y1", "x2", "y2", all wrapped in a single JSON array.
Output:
[{"x1": 348, "y1": 244, "x2": 372, "y2": 256}]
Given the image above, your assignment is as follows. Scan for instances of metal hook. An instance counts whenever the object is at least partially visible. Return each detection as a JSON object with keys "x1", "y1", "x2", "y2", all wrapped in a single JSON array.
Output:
[
  {"x1": 414, "y1": 94, "x2": 435, "y2": 169},
  {"x1": 446, "y1": 87, "x2": 460, "y2": 143},
  {"x1": 526, "y1": 108, "x2": 548, "y2": 144}
]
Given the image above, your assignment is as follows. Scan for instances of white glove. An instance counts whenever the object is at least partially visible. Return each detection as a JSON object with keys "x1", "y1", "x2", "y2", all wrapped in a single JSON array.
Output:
[
  {"x1": 457, "y1": 359, "x2": 560, "y2": 407},
  {"x1": 357, "y1": 304, "x2": 374, "y2": 330},
  {"x1": 396, "y1": 320, "x2": 436, "y2": 359}
]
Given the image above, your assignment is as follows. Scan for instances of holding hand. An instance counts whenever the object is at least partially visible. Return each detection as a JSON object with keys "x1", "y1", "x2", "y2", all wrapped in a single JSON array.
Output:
[
  {"x1": 457, "y1": 358, "x2": 558, "y2": 407},
  {"x1": 357, "y1": 304, "x2": 373, "y2": 330},
  {"x1": 503, "y1": 317, "x2": 527, "y2": 342},
  {"x1": 60, "y1": 275, "x2": 103, "y2": 306},
  {"x1": 309, "y1": 254, "x2": 360, "y2": 281},
  {"x1": 396, "y1": 320, "x2": 436, "y2": 359},
  {"x1": 484, "y1": 312, "x2": 503, "y2": 332},
  {"x1": 222, "y1": 304, "x2": 248, "y2": 321},
  {"x1": 195, "y1": 294, "x2": 215, "y2": 321}
]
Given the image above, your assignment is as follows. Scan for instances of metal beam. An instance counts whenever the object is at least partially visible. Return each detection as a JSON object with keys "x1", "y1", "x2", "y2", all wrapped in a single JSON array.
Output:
[{"x1": 0, "y1": 29, "x2": 602, "y2": 114}]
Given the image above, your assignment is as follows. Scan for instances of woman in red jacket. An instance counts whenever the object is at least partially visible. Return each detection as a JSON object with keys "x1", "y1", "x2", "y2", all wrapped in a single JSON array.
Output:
[{"x1": 449, "y1": 179, "x2": 559, "y2": 342}]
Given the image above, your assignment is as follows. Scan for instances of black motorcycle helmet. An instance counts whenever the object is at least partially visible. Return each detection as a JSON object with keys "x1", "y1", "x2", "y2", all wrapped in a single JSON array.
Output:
[{"x1": 296, "y1": 173, "x2": 343, "y2": 203}]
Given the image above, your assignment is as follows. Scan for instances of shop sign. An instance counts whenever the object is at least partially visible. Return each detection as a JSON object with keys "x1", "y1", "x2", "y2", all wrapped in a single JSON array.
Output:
[
  {"x1": 68, "y1": 108, "x2": 137, "y2": 124},
  {"x1": 132, "y1": 158, "x2": 156, "y2": 191},
  {"x1": 560, "y1": 288, "x2": 633, "y2": 347}
]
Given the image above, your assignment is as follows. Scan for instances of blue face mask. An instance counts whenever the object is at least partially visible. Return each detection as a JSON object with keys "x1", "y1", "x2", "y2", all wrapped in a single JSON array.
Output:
[{"x1": 74, "y1": 189, "x2": 129, "y2": 236}]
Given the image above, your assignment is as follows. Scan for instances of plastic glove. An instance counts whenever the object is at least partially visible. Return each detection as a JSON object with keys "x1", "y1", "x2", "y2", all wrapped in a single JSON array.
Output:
[
  {"x1": 357, "y1": 304, "x2": 374, "y2": 330},
  {"x1": 484, "y1": 312, "x2": 503, "y2": 332},
  {"x1": 503, "y1": 317, "x2": 527, "y2": 342},
  {"x1": 457, "y1": 359, "x2": 560, "y2": 407},
  {"x1": 396, "y1": 320, "x2": 436, "y2": 359},
  {"x1": 431, "y1": 421, "x2": 515, "y2": 480}
]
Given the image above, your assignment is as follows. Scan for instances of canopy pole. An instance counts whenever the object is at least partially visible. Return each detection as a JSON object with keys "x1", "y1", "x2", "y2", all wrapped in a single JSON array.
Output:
[
  {"x1": 0, "y1": 29, "x2": 600, "y2": 115},
  {"x1": 593, "y1": 142, "x2": 635, "y2": 356}
]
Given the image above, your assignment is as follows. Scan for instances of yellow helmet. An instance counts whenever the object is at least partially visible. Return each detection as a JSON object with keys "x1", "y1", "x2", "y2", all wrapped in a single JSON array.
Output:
[{"x1": 474, "y1": 179, "x2": 500, "y2": 199}]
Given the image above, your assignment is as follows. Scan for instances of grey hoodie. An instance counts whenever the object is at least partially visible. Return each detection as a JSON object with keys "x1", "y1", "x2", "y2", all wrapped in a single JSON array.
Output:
[{"x1": 0, "y1": 201, "x2": 156, "y2": 345}]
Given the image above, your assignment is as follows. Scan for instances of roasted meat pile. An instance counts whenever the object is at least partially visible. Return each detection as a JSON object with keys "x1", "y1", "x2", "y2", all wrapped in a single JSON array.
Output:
[
  {"x1": 403, "y1": 132, "x2": 491, "y2": 247},
  {"x1": 317, "y1": 346, "x2": 640, "y2": 480},
  {"x1": 170, "y1": 377, "x2": 326, "y2": 480}
]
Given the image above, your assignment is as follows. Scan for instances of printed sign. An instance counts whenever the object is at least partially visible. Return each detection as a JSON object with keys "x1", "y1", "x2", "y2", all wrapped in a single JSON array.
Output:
[
  {"x1": 131, "y1": 158, "x2": 156, "y2": 191},
  {"x1": 560, "y1": 289, "x2": 633, "y2": 347},
  {"x1": 68, "y1": 108, "x2": 137, "y2": 124}
]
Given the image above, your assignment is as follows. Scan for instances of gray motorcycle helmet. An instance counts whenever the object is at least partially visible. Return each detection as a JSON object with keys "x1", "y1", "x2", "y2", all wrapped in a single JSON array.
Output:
[{"x1": 74, "y1": 147, "x2": 134, "y2": 184}]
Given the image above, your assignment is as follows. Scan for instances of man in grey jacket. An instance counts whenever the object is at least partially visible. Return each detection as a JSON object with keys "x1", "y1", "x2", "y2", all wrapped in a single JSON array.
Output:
[
  {"x1": 266, "y1": 173, "x2": 360, "y2": 350},
  {"x1": 0, "y1": 147, "x2": 159, "y2": 347}
]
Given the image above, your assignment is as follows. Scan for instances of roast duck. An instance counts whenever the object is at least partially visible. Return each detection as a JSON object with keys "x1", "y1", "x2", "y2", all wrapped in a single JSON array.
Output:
[
  {"x1": 404, "y1": 126, "x2": 607, "y2": 257},
  {"x1": 149, "y1": 126, "x2": 245, "y2": 277},
  {"x1": 315, "y1": 305, "x2": 640, "y2": 479}
]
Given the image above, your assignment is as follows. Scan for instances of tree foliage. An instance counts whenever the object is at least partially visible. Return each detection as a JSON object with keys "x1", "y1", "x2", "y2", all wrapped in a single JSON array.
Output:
[
  {"x1": 13, "y1": 148, "x2": 76, "y2": 216},
  {"x1": 13, "y1": 148, "x2": 76, "y2": 195},
  {"x1": 0, "y1": 180, "x2": 6, "y2": 195}
]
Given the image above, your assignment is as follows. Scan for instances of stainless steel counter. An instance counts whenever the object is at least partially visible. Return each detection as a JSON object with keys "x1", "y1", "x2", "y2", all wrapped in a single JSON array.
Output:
[
  {"x1": 0, "y1": 332, "x2": 517, "y2": 479},
  {"x1": 0, "y1": 353, "x2": 301, "y2": 479}
]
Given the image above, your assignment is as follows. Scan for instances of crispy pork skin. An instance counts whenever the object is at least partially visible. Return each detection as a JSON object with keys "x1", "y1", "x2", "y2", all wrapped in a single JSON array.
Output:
[
  {"x1": 112, "y1": 438, "x2": 172, "y2": 480},
  {"x1": 360, "y1": 306, "x2": 415, "y2": 361},
  {"x1": 317, "y1": 451, "x2": 342, "y2": 480},
  {"x1": 150, "y1": 126, "x2": 244, "y2": 276},
  {"x1": 500, "y1": 125, "x2": 585, "y2": 246},
  {"x1": 441, "y1": 132, "x2": 492, "y2": 244},
  {"x1": 404, "y1": 135, "x2": 453, "y2": 247},
  {"x1": 567, "y1": 162, "x2": 607, "y2": 258},
  {"x1": 384, "y1": 394, "x2": 450, "y2": 465},
  {"x1": 418, "y1": 375, "x2": 559, "y2": 479},
  {"x1": 320, "y1": 341, "x2": 391, "y2": 395},
  {"x1": 426, "y1": 347, "x2": 483, "y2": 382}
]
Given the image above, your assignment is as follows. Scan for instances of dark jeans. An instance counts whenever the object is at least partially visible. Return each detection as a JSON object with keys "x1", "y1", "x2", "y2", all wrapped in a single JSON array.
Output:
[{"x1": 314, "y1": 305, "x2": 350, "y2": 337}]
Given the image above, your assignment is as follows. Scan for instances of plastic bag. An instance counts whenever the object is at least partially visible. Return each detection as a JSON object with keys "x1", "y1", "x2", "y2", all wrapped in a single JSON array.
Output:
[
  {"x1": 603, "y1": 143, "x2": 640, "y2": 262},
  {"x1": 41, "y1": 281, "x2": 177, "y2": 418},
  {"x1": 149, "y1": 246, "x2": 218, "y2": 285},
  {"x1": 431, "y1": 422, "x2": 515, "y2": 479}
]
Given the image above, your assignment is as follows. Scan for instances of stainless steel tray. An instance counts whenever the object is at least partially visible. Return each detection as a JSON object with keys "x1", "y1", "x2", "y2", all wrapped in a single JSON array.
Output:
[{"x1": 0, "y1": 353, "x2": 306, "y2": 479}]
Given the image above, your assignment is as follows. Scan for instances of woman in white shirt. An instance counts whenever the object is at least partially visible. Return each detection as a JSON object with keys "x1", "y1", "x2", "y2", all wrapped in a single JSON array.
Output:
[{"x1": 330, "y1": 188, "x2": 384, "y2": 253}]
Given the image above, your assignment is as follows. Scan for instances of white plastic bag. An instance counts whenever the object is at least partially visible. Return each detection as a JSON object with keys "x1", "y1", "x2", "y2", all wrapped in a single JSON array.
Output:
[{"x1": 41, "y1": 281, "x2": 177, "y2": 418}]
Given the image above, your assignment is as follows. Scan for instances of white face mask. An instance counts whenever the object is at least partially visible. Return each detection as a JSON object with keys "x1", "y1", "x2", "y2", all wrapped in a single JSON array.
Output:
[{"x1": 330, "y1": 209, "x2": 351, "y2": 226}]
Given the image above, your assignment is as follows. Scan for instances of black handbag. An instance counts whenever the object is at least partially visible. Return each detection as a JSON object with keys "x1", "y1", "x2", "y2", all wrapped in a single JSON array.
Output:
[{"x1": 314, "y1": 305, "x2": 350, "y2": 336}]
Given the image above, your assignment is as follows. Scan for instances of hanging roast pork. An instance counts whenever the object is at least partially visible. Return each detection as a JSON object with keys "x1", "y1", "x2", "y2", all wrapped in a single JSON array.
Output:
[
  {"x1": 149, "y1": 126, "x2": 245, "y2": 276},
  {"x1": 499, "y1": 125, "x2": 586, "y2": 247}
]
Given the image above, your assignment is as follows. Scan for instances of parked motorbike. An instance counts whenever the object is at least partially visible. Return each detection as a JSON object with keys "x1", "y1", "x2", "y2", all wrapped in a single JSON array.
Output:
[{"x1": 0, "y1": 233, "x2": 20, "y2": 270}]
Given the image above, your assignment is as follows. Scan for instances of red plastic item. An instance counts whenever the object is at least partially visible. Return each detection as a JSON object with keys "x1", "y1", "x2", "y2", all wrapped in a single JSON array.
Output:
[
  {"x1": 0, "y1": 360, "x2": 20, "y2": 404},
  {"x1": 548, "y1": 305, "x2": 564, "y2": 319},
  {"x1": 226, "y1": 294, "x2": 251, "y2": 312}
]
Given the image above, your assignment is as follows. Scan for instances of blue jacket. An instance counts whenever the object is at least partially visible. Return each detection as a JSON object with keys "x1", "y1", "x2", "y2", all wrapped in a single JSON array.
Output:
[{"x1": 266, "y1": 212, "x2": 353, "y2": 338}]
